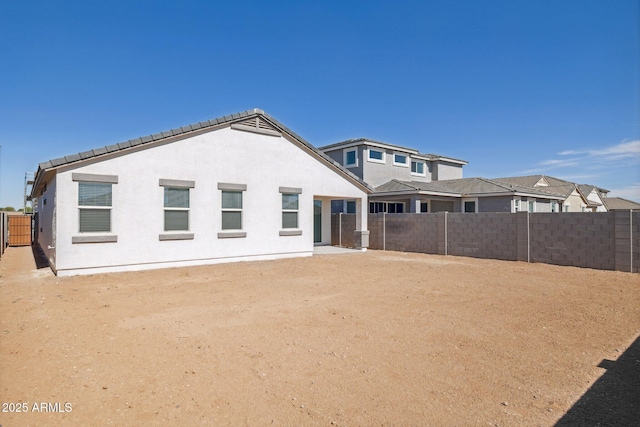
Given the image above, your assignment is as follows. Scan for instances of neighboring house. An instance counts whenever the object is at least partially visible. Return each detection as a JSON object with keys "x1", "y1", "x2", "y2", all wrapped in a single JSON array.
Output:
[
  {"x1": 371, "y1": 178, "x2": 565, "y2": 213},
  {"x1": 602, "y1": 197, "x2": 640, "y2": 211},
  {"x1": 494, "y1": 175, "x2": 596, "y2": 212},
  {"x1": 578, "y1": 185, "x2": 609, "y2": 212},
  {"x1": 31, "y1": 109, "x2": 371, "y2": 276},
  {"x1": 319, "y1": 138, "x2": 468, "y2": 188},
  {"x1": 319, "y1": 139, "x2": 569, "y2": 213}
]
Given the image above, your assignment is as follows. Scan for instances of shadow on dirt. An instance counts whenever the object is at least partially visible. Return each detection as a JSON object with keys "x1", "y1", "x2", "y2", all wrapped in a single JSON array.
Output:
[
  {"x1": 31, "y1": 244, "x2": 49, "y2": 269},
  {"x1": 555, "y1": 335, "x2": 640, "y2": 426}
]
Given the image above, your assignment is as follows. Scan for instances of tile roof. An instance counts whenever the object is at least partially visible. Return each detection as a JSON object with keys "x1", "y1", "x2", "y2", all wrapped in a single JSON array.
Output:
[
  {"x1": 32, "y1": 109, "x2": 373, "y2": 195},
  {"x1": 602, "y1": 197, "x2": 640, "y2": 210},
  {"x1": 318, "y1": 138, "x2": 468, "y2": 164},
  {"x1": 374, "y1": 178, "x2": 565, "y2": 199}
]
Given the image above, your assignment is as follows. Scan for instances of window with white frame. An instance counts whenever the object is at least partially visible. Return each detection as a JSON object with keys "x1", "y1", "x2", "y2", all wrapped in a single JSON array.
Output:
[
  {"x1": 282, "y1": 193, "x2": 299, "y2": 229},
  {"x1": 164, "y1": 187, "x2": 190, "y2": 231},
  {"x1": 393, "y1": 153, "x2": 408, "y2": 167},
  {"x1": 513, "y1": 198, "x2": 520, "y2": 212},
  {"x1": 528, "y1": 200, "x2": 535, "y2": 213},
  {"x1": 464, "y1": 200, "x2": 476, "y2": 213},
  {"x1": 551, "y1": 201, "x2": 558, "y2": 213},
  {"x1": 78, "y1": 182, "x2": 112, "y2": 232},
  {"x1": 411, "y1": 161, "x2": 425, "y2": 176},
  {"x1": 367, "y1": 148, "x2": 385, "y2": 163},
  {"x1": 222, "y1": 191, "x2": 243, "y2": 230},
  {"x1": 344, "y1": 149, "x2": 357, "y2": 167},
  {"x1": 564, "y1": 203, "x2": 570, "y2": 212}
]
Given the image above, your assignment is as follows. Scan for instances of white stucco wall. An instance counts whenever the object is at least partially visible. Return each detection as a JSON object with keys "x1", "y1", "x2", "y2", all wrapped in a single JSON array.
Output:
[
  {"x1": 52, "y1": 126, "x2": 368, "y2": 275},
  {"x1": 585, "y1": 190, "x2": 607, "y2": 212},
  {"x1": 36, "y1": 176, "x2": 57, "y2": 269}
]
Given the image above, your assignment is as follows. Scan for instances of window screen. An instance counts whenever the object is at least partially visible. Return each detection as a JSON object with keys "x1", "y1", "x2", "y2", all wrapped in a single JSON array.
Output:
[
  {"x1": 78, "y1": 182, "x2": 112, "y2": 232},
  {"x1": 282, "y1": 194, "x2": 299, "y2": 229},
  {"x1": 164, "y1": 187, "x2": 189, "y2": 231},
  {"x1": 79, "y1": 209, "x2": 111, "y2": 232},
  {"x1": 79, "y1": 183, "x2": 112, "y2": 206},
  {"x1": 222, "y1": 191, "x2": 243, "y2": 230}
]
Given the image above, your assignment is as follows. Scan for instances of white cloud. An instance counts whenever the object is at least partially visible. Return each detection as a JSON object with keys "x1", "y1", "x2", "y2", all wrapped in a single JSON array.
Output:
[
  {"x1": 608, "y1": 183, "x2": 640, "y2": 202},
  {"x1": 538, "y1": 158, "x2": 579, "y2": 168},
  {"x1": 536, "y1": 140, "x2": 640, "y2": 171}
]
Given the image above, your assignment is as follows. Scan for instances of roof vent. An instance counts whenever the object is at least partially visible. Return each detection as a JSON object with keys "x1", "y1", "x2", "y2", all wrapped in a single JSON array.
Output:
[{"x1": 231, "y1": 116, "x2": 282, "y2": 137}]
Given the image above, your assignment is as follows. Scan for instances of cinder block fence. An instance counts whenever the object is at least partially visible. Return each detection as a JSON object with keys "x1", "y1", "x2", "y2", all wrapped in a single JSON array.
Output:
[{"x1": 332, "y1": 211, "x2": 639, "y2": 273}]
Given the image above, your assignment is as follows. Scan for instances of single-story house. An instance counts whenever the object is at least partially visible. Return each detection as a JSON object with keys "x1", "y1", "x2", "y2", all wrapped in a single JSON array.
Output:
[
  {"x1": 602, "y1": 197, "x2": 640, "y2": 211},
  {"x1": 493, "y1": 175, "x2": 596, "y2": 212},
  {"x1": 31, "y1": 109, "x2": 371, "y2": 276},
  {"x1": 370, "y1": 177, "x2": 566, "y2": 213}
]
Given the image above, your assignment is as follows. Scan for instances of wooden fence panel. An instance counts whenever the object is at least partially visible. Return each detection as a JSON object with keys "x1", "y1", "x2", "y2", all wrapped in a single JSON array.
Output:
[{"x1": 8, "y1": 215, "x2": 32, "y2": 246}]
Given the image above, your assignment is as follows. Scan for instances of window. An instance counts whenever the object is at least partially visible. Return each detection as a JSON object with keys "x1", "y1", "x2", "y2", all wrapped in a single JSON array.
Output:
[
  {"x1": 464, "y1": 201, "x2": 476, "y2": 213},
  {"x1": 513, "y1": 199, "x2": 520, "y2": 212},
  {"x1": 528, "y1": 200, "x2": 535, "y2": 213},
  {"x1": 281, "y1": 193, "x2": 299, "y2": 228},
  {"x1": 564, "y1": 204, "x2": 570, "y2": 212},
  {"x1": 411, "y1": 161, "x2": 425, "y2": 176},
  {"x1": 551, "y1": 201, "x2": 558, "y2": 213},
  {"x1": 393, "y1": 153, "x2": 408, "y2": 166},
  {"x1": 346, "y1": 201, "x2": 356, "y2": 213},
  {"x1": 368, "y1": 148, "x2": 385, "y2": 163},
  {"x1": 344, "y1": 149, "x2": 357, "y2": 167},
  {"x1": 222, "y1": 191, "x2": 243, "y2": 230},
  {"x1": 79, "y1": 182, "x2": 112, "y2": 232},
  {"x1": 420, "y1": 202, "x2": 429, "y2": 213},
  {"x1": 369, "y1": 202, "x2": 404, "y2": 213},
  {"x1": 164, "y1": 187, "x2": 190, "y2": 231}
]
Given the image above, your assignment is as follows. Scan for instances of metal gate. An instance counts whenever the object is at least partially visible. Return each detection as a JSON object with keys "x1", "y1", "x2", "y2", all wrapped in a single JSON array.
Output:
[{"x1": 8, "y1": 215, "x2": 32, "y2": 246}]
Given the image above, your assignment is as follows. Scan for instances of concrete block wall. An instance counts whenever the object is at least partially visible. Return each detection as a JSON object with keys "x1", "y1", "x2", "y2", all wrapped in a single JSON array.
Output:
[
  {"x1": 447, "y1": 213, "x2": 518, "y2": 261},
  {"x1": 333, "y1": 211, "x2": 639, "y2": 272},
  {"x1": 331, "y1": 213, "x2": 356, "y2": 248},
  {"x1": 614, "y1": 210, "x2": 640, "y2": 273},
  {"x1": 530, "y1": 213, "x2": 615, "y2": 270},
  {"x1": 366, "y1": 213, "x2": 442, "y2": 253}
]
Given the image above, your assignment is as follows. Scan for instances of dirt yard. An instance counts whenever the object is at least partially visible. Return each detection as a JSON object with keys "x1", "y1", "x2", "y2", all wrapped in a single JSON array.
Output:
[{"x1": 0, "y1": 246, "x2": 638, "y2": 426}]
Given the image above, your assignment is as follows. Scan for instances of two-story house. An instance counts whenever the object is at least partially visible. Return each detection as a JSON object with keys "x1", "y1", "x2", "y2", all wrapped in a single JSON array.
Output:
[{"x1": 320, "y1": 138, "x2": 565, "y2": 214}]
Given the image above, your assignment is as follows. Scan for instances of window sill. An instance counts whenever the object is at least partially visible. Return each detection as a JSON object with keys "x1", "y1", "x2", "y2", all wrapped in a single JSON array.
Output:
[
  {"x1": 279, "y1": 229, "x2": 302, "y2": 236},
  {"x1": 367, "y1": 158, "x2": 385, "y2": 164},
  {"x1": 218, "y1": 231, "x2": 247, "y2": 239},
  {"x1": 72, "y1": 235, "x2": 118, "y2": 244},
  {"x1": 159, "y1": 233, "x2": 194, "y2": 241}
]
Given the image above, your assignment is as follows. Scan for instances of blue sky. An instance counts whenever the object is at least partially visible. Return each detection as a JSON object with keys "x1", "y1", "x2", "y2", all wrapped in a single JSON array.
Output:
[{"x1": 1, "y1": 0, "x2": 638, "y2": 208}]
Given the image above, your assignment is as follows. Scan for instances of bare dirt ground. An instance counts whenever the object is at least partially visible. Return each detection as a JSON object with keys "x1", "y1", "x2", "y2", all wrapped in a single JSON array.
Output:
[{"x1": 1, "y1": 246, "x2": 638, "y2": 426}]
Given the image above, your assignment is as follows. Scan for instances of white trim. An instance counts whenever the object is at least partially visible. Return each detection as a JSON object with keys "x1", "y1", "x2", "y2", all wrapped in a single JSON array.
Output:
[
  {"x1": 392, "y1": 152, "x2": 409, "y2": 167},
  {"x1": 344, "y1": 149, "x2": 358, "y2": 168},
  {"x1": 513, "y1": 198, "x2": 521, "y2": 213},
  {"x1": 410, "y1": 160, "x2": 426, "y2": 176},
  {"x1": 462, "y1": 197, "x2": 479, "y2": 213},
  {"x1": 367, "y1": 147, "x2": 386, "y2": 164},
  {"x1": 527, "y1": 199, "x2": 536, "y2": 213},
  {"x1": 322, "y1": 141, "x2": 418, "y2": 155}
]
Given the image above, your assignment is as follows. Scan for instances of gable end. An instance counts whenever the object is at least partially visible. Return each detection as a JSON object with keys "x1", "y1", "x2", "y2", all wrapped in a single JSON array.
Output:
[{"x1": 231, "y1": 116, "x2": 282, "y2": 137}]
